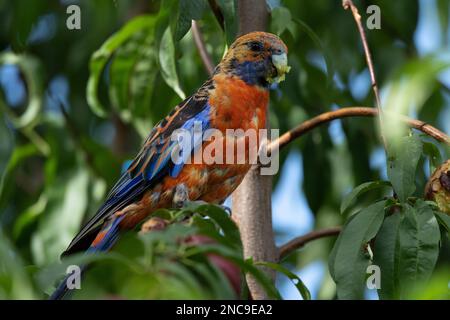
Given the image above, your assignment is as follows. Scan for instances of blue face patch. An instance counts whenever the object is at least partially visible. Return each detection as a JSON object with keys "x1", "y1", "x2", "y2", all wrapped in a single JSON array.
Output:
[{"x1": 232, "y1": 59, "x2": 271, "y2": 87}]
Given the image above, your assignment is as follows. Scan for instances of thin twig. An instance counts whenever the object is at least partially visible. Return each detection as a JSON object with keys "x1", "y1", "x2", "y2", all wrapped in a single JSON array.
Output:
[
  {"x1": 267, "y1": 107, "x2": 450, "y2": 155},
  {"x1": 191, "y1": 20, "x2": 215, "y2": 77},
  {"x1": 342, "y1": 0, "x2": 386, "y2": 148},
  {"x1": 279, "y1": 227, "x2": 342, "y2": 260}
]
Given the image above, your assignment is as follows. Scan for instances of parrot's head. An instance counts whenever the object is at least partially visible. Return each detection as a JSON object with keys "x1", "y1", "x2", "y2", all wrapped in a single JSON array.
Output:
[{"x1": 218, "y1": 32, "x2": 290, "y2": 87}]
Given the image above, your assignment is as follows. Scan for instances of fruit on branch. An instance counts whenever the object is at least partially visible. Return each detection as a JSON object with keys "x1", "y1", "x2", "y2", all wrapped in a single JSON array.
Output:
[
  {"x1": 425, "y1": 159, "x2": 450, "y2": 215},
  {"x1": 139, "y1": 216, "x2": 169, "y2": 233}
]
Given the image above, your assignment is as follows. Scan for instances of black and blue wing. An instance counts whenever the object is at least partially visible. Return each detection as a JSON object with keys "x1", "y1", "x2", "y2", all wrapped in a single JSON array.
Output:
[{"x1": 62, "y1": 83, "x2": 213, "y2": 256}]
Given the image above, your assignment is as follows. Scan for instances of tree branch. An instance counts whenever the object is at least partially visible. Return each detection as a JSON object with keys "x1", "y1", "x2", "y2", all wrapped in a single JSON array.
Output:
[
  {"x1": 237, "y1": 0, "x2": 268, "y2": 35},
  {"x1": 191, "y1": 20, "x2": 215, "y2": 77},
  {"x1": 278, "y1": 227, "x2": 342, "y2": 260},
  {"x1": 342, "y1": 0, "x2": 386, "y2": 148},
  {"x1": 267, "y1": 107, "x2": 450, "y2": 155},
  {"x1": 232, "y1": 0, "x2": 274, "y2": 301}
]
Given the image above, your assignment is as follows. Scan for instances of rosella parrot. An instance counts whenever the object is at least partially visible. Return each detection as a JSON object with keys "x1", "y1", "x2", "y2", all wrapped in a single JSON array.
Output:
[{"x1": 51, "y1": 31, "x2": 289, "y2": 299}]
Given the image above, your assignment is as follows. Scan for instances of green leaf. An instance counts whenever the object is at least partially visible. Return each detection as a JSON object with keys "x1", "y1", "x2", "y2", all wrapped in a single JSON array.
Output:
[
  {"x1": 173, "y1": 0, "x2": 208, "y2": 41},
  {"x1": 159, "y1": 27, "x2": 186, "y2": 99},
  {"x1": 340, "y1": 180, "x2": 391, "y2": 215},
  {"x1": 191, "y1": 204, "x2": 241, "y2": 248},
  {"x1": 0, "y1": 113, "x2": 14, "y2": 198},
  {"x1": 187, "y1": 258, "x2": 237, "y2": 299},
  {"x1": 108, "y1": 26, "x2": 158, "y2": 122},
  {"x1": 329, "y1": 201, "x2": 386, "y2": 299},
  {"x1": 255, "y1": 261, "x2": 311, "y2": 300},
  {"x1": 185, "y1": 244, "x2": 281, "y2": 299},
  {"x1": 13, "y1": 194, "x2": 47, "y2": 240},
  {"x1": 328, "y1": 224, "x2": 344, "y2": 280},
  {"x1": 0, "y1": 228, "x2": 36, "y2": 299},
  {"x1": 434, "y1": 211, "x2": 450, "y2": 234},
  {"x1": 397, "y1": 200, "x2": 440, "y2": 298},
  {"x1": 386, "y1": 135, "x2": 423, "y2": 202},
  {"x1": 37, "y1": 251, "x2": 134, "y2": 294},
  {"x1": 31, "y1": 168, "x2": 90, "y2": 266},
  {"x1": 217, "y1": 0, "x2": 238, "y2": 44},
  {"x1": 373, "y1": 212, "x2": 401, "y2": 300},
  {"x1": 422, "y1": 142, "x2": 442, "y2": 175},
  {"x1": 271, "y1": 7, "x2": 296, "y2": 38},
  {"x1": 0, "y1": 143, "x2": 37, "y2": 202},
  {"x1": 87, "y1": 15, "x2": 156, "y2": 117}
]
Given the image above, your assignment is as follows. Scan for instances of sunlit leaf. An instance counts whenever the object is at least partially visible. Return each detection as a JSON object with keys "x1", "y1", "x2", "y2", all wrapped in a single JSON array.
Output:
[
  {"x1": 31, "y1": 168, "x2": 90, "y2": 266},
  {"x1": 384, "y1": 55, "x2": 450, "y2": 140},
  {"x1": 159, "y1": 27, "x2": 186, "y2": 99},
  {"x1": 173, "y1": 0, "x2": 208, "y2": 41}
]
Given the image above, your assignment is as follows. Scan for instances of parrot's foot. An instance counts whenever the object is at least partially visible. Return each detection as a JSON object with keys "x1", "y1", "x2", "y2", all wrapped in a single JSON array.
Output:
[
  {"x1": 184, "y1": 200, "x2": 232, "y2": 215},
  {"x1": 173, "y1": 184, "x2": 231, "y2": 214},
  {"x1": 219, "y1": 204, "x2": 232, "y2": 215},
  {"x1": 173, "y1": 183, "x2": 190, "y2": 208}
]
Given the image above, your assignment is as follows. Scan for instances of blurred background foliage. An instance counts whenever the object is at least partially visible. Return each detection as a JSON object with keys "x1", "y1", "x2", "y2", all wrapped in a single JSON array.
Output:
[{"x1": 0, "y1": 0, "x2": 449, "y2": 299}]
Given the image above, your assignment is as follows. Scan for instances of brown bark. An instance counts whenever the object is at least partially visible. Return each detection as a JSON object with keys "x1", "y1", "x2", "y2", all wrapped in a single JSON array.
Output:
[
  {"x1": 267, "y1": 107, "x2": 450, "y2": 154},
  {"x1": 232, "y1": 0, "x2": 275, "y2": 300},
  {"x1": 237, "y1": 0, "x2": 268, "y2": 34},
  {"x1": 279, "y1": 227, "x2": 342, "y2": 260}
]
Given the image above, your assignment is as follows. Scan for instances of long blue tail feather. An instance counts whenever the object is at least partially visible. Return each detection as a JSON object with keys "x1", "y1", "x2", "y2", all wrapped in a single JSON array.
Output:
[{"x1": 49, "y1": 216, "x2": 124, "y2": 300}]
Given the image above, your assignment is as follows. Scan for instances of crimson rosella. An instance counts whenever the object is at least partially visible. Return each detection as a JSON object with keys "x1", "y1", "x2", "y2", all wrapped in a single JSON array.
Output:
[{"x1": 50, "y1": 31, "x2": 289, "y2": 299}]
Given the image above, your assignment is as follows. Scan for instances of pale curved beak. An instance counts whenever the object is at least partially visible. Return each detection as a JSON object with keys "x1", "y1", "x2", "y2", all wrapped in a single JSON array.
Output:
[{"x1": 268, "y1": 52, "x2": 291, "y2": 83}]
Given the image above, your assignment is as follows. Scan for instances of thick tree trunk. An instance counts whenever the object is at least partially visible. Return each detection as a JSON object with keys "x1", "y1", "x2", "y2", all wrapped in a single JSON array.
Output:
[
  {"x1": 237, "y1": 0, "x2": 268, "y2": 33},
  {"x1": 232, "y1": 0, "x2": 276, "y2": 300}
]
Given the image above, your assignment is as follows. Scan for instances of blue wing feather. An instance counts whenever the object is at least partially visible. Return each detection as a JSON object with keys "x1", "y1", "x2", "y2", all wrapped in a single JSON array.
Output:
[{"x1": 62, "y1": 88, "x2": 212, "y2": 256}]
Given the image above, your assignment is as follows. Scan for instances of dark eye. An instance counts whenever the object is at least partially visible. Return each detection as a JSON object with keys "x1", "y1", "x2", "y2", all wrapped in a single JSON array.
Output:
[
  {"x1": 247, "y1": 41, "x2": 263, "y2": 52},
  {"x1": 272, "y1": 48, "x2": 283, "y2": 55}
]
